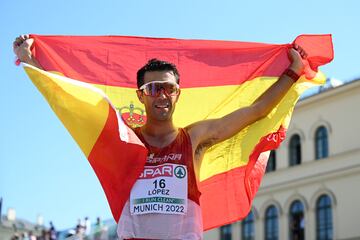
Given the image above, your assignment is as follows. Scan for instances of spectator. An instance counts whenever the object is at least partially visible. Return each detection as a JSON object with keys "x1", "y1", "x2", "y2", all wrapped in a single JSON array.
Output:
[
  {"x1": 93, "y1": 217, "x2": 103, "y2": 240},
  {"x1": 36, "y1": 230, "x2": 46, "y2": 240},
  {"x1": 29, "y1": 231, "x2": 36, "y2": 240},
  {"x1": 11, "y1": 233, "x2": 20, "y2": 240},
  {"x1": 84, "y1": 217, "x2": 91, "y2": 236},
  {"x1": 49, "y1": 221, "x2": 57, "y2": 240},
  {"x1": 21, "y1": 232, "x2": 29, "y2": 240}
]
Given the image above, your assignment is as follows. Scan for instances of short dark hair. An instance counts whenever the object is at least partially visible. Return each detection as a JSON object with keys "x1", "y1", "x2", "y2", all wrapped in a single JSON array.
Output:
[{"x1": 136, "y1": 58, "x2": 180, "y2": 89}]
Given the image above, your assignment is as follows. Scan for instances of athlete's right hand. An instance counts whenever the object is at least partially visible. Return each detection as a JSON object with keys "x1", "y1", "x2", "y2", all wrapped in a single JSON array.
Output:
[{"x1": 13, "y1": 34, "x2": 34, "y2": 63}]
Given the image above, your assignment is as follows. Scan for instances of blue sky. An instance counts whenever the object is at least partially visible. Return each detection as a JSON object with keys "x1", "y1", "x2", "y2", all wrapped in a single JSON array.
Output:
[{"x1": 1, "y1": 0, "x2": 359, "y2": 230}]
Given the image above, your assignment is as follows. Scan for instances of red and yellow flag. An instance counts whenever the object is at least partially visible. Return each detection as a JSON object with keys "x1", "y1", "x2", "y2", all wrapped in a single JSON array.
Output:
[{"x1": 23, "y1": 34, "x2": 333, "y2": 230}]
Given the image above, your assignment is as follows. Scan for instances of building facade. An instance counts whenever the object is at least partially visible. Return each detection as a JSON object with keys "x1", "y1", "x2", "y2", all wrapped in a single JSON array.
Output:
[
  {"x1": 0, "y1": 209, "x2": 45, "y2": 240},
  {"x1": 204, "y1": 79, "x2": 360, "y2": 240}
]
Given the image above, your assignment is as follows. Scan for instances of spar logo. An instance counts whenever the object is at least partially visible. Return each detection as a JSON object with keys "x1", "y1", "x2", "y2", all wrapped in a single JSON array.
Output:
[
  {"x1": 174, "y1": 166, "x2": 186, "y2": 179},
  {"x1": 139, "y1": 164, "x2": 173, "y2": 179}
]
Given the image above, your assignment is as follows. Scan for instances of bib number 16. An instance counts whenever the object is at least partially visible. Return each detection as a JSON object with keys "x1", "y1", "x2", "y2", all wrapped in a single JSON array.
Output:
[{"x1": 153, "y1": 179, "x2": 166, "y2": 189}]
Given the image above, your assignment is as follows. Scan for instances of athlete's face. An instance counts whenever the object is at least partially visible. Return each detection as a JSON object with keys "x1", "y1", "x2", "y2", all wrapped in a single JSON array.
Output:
[{"x1": 137, "y1": 70, "x2": 180, "y2": 122}]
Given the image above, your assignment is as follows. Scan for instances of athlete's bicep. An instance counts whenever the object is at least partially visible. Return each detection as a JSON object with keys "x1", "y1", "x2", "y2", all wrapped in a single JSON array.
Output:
[
  {"x1": 186, "y1": 105, "x2": 262, "y2": 154},
  {"x1": 186, "y1": 119, "x2": 222, "y2": 156}
]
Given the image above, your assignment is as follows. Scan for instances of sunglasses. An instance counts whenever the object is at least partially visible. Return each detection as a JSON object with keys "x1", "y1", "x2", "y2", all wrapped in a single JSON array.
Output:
[{"x1": 139, "y1": 81, "x2": 180, "y2": 97}]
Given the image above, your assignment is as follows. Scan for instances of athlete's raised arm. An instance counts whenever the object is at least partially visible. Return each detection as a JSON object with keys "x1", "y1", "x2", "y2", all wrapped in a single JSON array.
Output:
[{"x1": 186, "y1": 45, "x2": 307, "y2": 161}]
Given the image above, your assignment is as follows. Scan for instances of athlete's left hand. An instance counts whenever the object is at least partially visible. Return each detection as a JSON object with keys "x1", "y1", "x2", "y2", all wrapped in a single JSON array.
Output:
[{"x1": 288, "y1": 44, "x2": 308, "y2": 74}]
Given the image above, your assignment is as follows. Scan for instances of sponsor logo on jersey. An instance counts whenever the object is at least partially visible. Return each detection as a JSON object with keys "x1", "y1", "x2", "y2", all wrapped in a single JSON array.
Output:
[
  {"x1": 139, "y1": 164, "x2": 173, "y2": 179},
  {"x1": 146, "y1": 153, "x2": 182, "y2": 163}
]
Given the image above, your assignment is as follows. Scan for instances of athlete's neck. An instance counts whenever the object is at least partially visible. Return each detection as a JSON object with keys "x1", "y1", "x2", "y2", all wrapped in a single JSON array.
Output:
[{"x1": 141, "y1": 120, "x2": 178, "y2": 148}]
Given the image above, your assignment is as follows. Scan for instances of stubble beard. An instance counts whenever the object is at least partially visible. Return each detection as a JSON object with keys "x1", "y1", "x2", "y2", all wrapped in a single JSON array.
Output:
[{"x1": 150, "y1": 103, "x2": 175, "y2": 122}]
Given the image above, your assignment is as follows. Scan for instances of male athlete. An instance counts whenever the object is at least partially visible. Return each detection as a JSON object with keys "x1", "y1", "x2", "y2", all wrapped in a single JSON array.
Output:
[{"x1": 14, "y1": 35, "x2": 307, "y2": 240}]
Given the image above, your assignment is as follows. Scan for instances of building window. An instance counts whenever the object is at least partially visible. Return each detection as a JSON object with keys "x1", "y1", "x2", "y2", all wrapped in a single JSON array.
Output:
[
  {"x1": 265, "y1": 205, "x2": 279, "y2": 240},
  {"x1": 289, "y1": 134, "x2": 301, "y2": 166},
  {"x1": 220, "y1": 224, "x2": 232, "y2": 240},
  {"x1": 289, "y1": 200, "x2": 305, "y2": 240},
  {"x1": 242, "y1": 210, "x2": 255, "y2": 240},
  {"x1": 266, "y1": 150, "x2": 276, "y2": 173},
  {"x1": 315, "y1": 126, "x2": 329, "y2": 159},
  {"x1": 316, "y1": 195, "x2": 333, "y2": 240}
]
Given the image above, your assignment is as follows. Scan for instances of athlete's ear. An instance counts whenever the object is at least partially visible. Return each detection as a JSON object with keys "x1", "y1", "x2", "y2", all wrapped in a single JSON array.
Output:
[{"x1": 136, "y1": 90, "x2": 144, "y2": 104}]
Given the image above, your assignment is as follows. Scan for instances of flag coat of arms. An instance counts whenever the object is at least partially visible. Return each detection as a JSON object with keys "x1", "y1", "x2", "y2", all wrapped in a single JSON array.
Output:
[{"x1": 22, "y1": 34, "x2": 333, "y2": 230}]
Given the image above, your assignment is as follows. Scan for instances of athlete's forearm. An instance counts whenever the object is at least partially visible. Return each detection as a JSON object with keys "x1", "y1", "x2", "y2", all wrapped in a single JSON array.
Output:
[
  {"x1": 252, "y1": 45, "x2": 306, "y2": 118},
  {"x1": 252, "y1": 67, "x2": 299, "y2": 118}
]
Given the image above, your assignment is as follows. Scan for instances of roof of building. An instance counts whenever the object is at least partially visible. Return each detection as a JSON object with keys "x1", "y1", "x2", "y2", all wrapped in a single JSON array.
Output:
[{"x1": 300, "y1": 77, "x2": 360, "y2": 102}]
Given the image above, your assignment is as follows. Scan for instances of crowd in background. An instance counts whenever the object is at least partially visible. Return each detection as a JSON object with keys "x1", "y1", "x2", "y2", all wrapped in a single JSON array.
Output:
[
  {"x1": 10, "y1": 217, "x2": 110, "y2": 240},
  {"x1": 10, "y1": 221, "x2": 57, "y2": 240}
]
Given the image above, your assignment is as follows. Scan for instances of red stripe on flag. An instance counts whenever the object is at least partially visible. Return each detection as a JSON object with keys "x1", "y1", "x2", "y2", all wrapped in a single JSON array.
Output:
[
  {"x1": 30, "y1": 34, "x2": 333, "y2": 88},
  {"x1": 199, "y1": 165, "x2": 250, "y2": 230},
  {"x1": 199, "y1": 127, "x2": 286, "y2": 230},
  {"x1": 88, "y1": 105, "x2": 147, "y2": 222}
]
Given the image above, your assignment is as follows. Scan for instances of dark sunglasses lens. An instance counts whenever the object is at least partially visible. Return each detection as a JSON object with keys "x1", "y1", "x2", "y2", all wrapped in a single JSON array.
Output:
[
  {"x1": 163, "y1": 83, "x2": 179, "y2": 95},
  {"x1": 144, "y1": 82, "x2": 178, "y2": 96}
]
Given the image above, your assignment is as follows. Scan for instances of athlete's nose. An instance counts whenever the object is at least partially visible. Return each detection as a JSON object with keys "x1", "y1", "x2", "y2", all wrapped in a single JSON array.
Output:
[{"x1": 157, "y1": 88, "x2": 167, "y2": 98}]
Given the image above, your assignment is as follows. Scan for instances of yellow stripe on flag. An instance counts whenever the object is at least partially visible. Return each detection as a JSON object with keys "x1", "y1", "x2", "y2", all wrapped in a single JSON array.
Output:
[
  {"x1": 92, "y1": 72, "x2": 325, "y2": 181},
  {"x1": 24, "y1": 64, "x2": 109, "y2": 157}
]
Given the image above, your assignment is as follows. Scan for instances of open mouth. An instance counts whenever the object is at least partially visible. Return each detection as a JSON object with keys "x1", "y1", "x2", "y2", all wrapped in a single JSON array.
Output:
[{"x1": 155, "y1": 103, "x2": 170, "y2": 109}]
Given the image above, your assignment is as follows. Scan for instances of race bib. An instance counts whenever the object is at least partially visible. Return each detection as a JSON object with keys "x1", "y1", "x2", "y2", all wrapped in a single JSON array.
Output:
[{"x1": 130, "y1": 163, "x2": 187, "y2": 215}]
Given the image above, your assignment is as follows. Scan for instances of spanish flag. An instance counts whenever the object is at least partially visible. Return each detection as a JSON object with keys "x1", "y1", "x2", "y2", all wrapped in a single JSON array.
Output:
[{"x1": 22, "y1": 34, "x2": 333, "y2": 230}]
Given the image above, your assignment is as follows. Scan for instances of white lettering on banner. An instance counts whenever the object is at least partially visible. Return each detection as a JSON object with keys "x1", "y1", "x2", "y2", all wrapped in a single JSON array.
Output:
[{"x1": 130, "y1": 163, "x2": 187, "y2": 215}]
